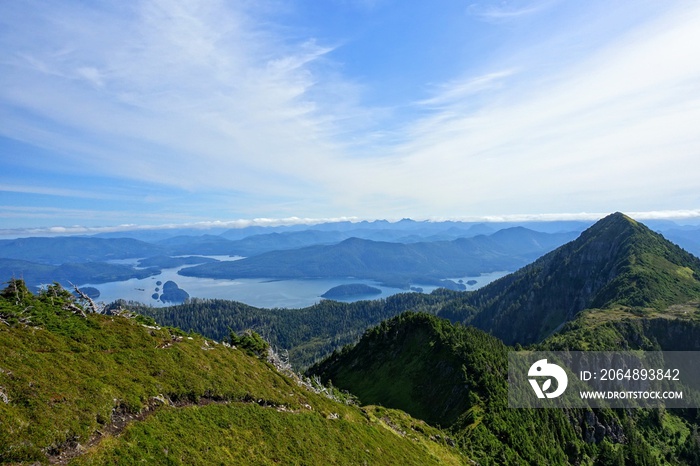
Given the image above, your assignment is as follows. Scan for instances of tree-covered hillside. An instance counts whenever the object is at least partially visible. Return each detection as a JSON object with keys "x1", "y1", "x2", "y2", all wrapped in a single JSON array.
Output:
[
  {"x1": 133, "y1": 291, "x2": 446, "y2": 368},
  {"x1": 138, "y1": 214, "x2": 700, "y2": 369},
  {"x1": 310, "y1": 312, "x2": 700, "y2": 465}
]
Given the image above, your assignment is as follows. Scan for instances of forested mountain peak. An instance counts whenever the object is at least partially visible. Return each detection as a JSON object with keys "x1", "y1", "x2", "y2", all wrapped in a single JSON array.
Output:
[
  {"x1": 310, "y1": 312, "x2": 506, "y2": 427},
  {"x1": 442, "y1": 212, "x2": 700, "y2": 345}
]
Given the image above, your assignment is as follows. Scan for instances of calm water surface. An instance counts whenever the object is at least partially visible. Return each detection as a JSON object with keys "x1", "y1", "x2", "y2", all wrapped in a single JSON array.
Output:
[{"x1": 83, "y1": 258, "x2": 510, "y2": 309}]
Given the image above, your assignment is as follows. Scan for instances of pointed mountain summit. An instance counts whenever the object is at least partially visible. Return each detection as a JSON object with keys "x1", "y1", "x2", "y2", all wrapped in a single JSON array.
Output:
[{"x1": 442, "y1": 212, "x2": 700, "y2": 345}]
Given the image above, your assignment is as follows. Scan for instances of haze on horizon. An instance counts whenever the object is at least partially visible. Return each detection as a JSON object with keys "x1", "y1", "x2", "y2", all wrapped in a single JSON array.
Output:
[{"x1": 2, "y1": 0, "x2": 699, "y2": 232}]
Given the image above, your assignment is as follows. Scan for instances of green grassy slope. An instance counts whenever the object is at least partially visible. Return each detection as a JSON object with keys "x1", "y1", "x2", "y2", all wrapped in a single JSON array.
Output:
[
  {"x1": 72, "y1": 404, "x2": 465, "y2": 466},
  {"x1": 0, "y1": 280, "x2": 465, "y2": 465},
  {"x1": 543, "y1": 302, "x2": 700, "y2": 351}
]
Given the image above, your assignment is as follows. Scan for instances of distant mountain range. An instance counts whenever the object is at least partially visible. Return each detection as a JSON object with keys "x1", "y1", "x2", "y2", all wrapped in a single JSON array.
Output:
[
  {"x1": 178, "y1": 228, "x2": 578, "y2": 288},
  {"x1": 0, "y1": 237, "x2": 163, "y2": 264},
  {"x1": 1, "y1": 215, "x2": 698, "y2": 298},
  {"x1": 0, "y1": 221, "x2": 582, "y2": 292}
]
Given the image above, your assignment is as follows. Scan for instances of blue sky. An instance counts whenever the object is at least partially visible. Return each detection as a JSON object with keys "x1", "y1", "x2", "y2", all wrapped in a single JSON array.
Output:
[{"x1": 2, "y1": 0, "x2": 700, "y2": 234}]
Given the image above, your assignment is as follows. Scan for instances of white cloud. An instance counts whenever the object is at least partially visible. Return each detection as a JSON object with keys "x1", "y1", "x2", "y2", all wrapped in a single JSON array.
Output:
[
  {"x1": 0, "y1": 215, "x2": 364, "y2": 237},
  {"x1": 75, "y1": 67, "x2": 104, "y2": 88}
]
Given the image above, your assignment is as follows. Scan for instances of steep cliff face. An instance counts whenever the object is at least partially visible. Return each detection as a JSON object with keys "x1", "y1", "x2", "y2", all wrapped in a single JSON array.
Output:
[{"x1": 641, "y1": 317, "x2": 700, "y2": 350}]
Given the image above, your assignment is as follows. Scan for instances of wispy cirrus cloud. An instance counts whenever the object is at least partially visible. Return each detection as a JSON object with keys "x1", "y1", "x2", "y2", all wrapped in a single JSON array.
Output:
[
  {"x1": 0, "y1": 0, "x2": 359, "y2": 197},
  {"x1": 353, "y1": 2, "x2": 700, "y2": 217},
  {"x1": 467, "y1": 0, "x2": 558, "y2": 21},
  {"x1": 417, "y1": 70, "x2": 517, "y2": 108},
  {"x1": 0, "y1": 183, "x2": 150, "y2": 201},
  {"x1": 0, "y1": 184, "x2": 103, "y2": 199}
]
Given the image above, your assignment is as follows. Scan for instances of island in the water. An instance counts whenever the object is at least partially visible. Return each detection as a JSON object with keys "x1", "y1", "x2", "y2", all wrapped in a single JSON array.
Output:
[
  {"x1": 321, "y1": 283, "x2": 382, "y2": 299},
  {"x1": 157, "y1": 280, "x2": 190, "y2": 303}
]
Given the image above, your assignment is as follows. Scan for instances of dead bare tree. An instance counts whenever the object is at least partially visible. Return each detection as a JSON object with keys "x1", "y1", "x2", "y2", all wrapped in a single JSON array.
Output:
[
  {"x1": 64, "y1": 302, "x2": 87, "y2": 318},
  {"x1": 0, "y1": 386, "x2": 9, "y2": 404},
  {"x1": 70, "y1": 282, "x2": 102, "y2": 314},
  {"x1": 267, "y1": 346, "x2": 292, "y2": 373}
]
